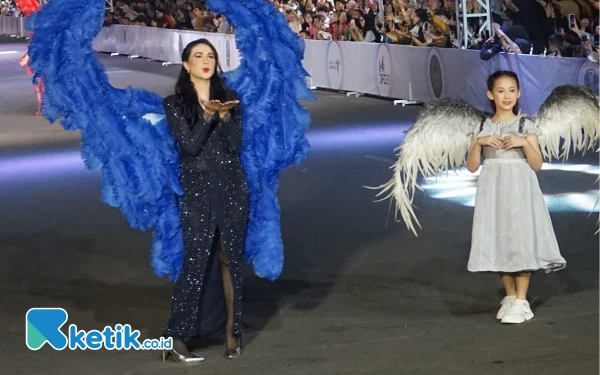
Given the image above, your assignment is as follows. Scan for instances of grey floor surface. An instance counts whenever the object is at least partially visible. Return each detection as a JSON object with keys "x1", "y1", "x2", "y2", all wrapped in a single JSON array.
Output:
[{"x1": 0, "y1": 39, "x2": 598, "y2": 375}]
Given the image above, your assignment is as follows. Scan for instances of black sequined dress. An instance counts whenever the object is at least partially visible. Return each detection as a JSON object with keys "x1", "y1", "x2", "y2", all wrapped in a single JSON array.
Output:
[{"x1": 163, "y1": 93, "x2": 248, "y2": 339}]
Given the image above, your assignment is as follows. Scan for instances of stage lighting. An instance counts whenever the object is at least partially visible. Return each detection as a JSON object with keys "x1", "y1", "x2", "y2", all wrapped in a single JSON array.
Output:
[{"x1": 422, "y1": 163, "x2": 599, "y2": 213}]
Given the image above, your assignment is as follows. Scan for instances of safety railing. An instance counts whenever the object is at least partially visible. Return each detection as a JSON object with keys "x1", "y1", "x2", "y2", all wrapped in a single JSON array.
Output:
[{"x1": 0, "y1": 15, "x2": 27, "y2": 37}]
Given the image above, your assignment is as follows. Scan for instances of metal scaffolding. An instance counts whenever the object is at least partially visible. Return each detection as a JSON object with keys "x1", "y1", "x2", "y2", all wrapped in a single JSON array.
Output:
[
  {"x1": 455, "y1": 0, "x2": 492, "y2": 49},
  {"x1": 105, "y1": 0, "x2": 114, "y2": 11}
]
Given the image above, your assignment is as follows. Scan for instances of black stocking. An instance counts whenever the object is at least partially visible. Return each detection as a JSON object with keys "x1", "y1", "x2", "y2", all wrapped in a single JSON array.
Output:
[{"x1": 218, "y1": 239, "x2": 237, "y2": 350}]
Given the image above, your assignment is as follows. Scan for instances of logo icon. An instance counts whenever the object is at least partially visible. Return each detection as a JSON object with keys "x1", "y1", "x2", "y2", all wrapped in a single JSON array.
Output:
[
  {"x1": 574, "y1": 60, "x2": 599, "y2": 95},
  {"x1": 26, "y1": 308, "x2": 69, "y2": 350},
  {"x1": 326, "y1": 41, "x2": 343, "y2": 90},
  {"x1": 376, "y1": 44, "x2": 392, "y2": 97},
  {"x1": 428, "y1": 49, "x2": 444, "y2": 99},
  {"x1": 178, "y1": 34, "x2": 184, "y2": 58},
  {"x1": 583, "y1": 69, "x2": 599, "y2": 95},
  {"x1": 225, "y1": 38, "x2": 231, "y2": 69}
]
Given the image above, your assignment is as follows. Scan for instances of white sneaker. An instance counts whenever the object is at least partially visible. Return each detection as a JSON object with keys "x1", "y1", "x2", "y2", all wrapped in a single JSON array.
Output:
[
  {"x1": 496, "y1": 296, "x2": 516, "y2": 320},
  {"x1": 501, "y1": 299, "x2": 534, "y2": 324}
]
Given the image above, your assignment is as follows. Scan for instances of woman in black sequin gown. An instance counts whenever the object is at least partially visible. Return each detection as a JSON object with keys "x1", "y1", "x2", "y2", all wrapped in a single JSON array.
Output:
[{"x1": 162, "y1": 39, "x2": 249, "y2": 363}]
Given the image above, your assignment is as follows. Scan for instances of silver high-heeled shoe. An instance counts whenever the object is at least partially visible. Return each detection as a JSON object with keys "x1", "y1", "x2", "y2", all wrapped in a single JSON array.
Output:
[
  {"x1": 162, "y1": 348, "x2": 205, "y2": 364},
  {"x1": 224, "y1": 336, "x2": 242, "y2": 359}
]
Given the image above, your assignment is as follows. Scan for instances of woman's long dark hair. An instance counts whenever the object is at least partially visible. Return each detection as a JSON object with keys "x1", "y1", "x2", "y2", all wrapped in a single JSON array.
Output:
[
  {"x1": 487, "y1": 70, "x2": 520, "y2": 115},
  {"x1": 175, "y1": 38, "x2": 230, "y2": 120}
]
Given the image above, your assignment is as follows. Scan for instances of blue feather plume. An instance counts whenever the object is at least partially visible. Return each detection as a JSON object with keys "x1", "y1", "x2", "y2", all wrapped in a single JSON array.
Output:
[
  {"x1": 26, "y1": 0, "x2": 313, "y2": 282},
  {"x1": 207, "y1": 0, "x2": 315, "y2": 280},
  {"x1": 26, "y1": 0, "x2": 184, "y2": 282}
]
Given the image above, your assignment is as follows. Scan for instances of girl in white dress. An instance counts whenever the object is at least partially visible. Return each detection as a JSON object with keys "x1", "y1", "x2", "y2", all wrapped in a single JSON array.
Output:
[
  {"x1": 466, "y1": 71, "x2": 566, "y2": 324},
  {"x1": 371, "y1": 71, "x2": 596, "y2": 325}
]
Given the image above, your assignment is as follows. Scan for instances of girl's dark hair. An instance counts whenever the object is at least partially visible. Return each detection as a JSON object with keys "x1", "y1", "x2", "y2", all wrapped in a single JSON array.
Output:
[
  {"x1": 415, "y1": 8, "x2": 428, "y2": 23},
  {"x1": 175, "y1": 38, "x2": 230, "y2": 120},
  {"x1": 487, "y1": 70, "x2": 520, "y2": 115},
  {"x1": 548, "y1": 33, "x2": 565, "y2": 47}
]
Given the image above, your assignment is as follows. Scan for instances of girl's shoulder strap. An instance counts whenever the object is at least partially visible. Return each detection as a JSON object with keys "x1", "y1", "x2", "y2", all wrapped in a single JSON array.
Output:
[
  {"x1": 518, "y1": 116, "x2": 527, "y2": 134},
  {"x1": 478, "y1": 117, "x2": 487, "y2": 133}
]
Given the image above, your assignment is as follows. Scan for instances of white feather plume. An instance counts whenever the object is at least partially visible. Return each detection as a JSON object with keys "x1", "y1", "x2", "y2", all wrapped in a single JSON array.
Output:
[
  {"x1": 533, "y1": 84, "x2": 599, "y2": 234},
  {"x1": 370, "y1": 85, "x2": 599, "y2": 236},
  {"x1": 367, "y1": 98, "x2": 486, "y2": 236},
  {"x1": 533, "y1": 84, "x2": 600, "y2": 160}
]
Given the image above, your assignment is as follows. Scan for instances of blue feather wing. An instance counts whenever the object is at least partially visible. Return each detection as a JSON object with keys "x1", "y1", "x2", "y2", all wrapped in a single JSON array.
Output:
[
  {"x1": 27, "y1": 0, "x2": 313, "y2": 282},
  {"x1": 26, "y1": 0, "x2": 184, "y2": 282},
  {"x1": 207, "y1": 0, "x2": 315, "y2": 280}
]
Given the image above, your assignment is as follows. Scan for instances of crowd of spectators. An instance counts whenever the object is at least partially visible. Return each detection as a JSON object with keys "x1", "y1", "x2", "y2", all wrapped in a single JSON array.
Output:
[
  {"x1": 1, "y1": 0, "x2": 45, "y2": 15},
  {"x1": 103, "y1": 1, "x2": 232, "y2": 33},
  {"x1": 0, "y1": 1, "x2": 17, "y2": 15},
  {"x1": 100, "y1": 0, "x2": 598, "y2": 58},
  {"x1": 280, "y1": 0, "x2": 599, "y2": 58},
  {"x1": 2, "y1": 0, "x2": 599, "y2": 59}
]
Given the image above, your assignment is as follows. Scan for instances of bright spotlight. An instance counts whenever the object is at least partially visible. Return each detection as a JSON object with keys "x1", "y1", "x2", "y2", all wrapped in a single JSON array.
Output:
[{"x1": 421, "y1": 164, "x2": 599, "y2": 213}]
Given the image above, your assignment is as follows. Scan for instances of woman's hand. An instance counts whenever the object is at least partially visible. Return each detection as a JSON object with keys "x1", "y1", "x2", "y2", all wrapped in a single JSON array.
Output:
[
  {"x1": 502, "y1": 135, "x2": 527, "y2": 149},
  {"x1": 218, "y1": 100, "x2": 239, "y2": 119},
  {"x1": 581, "y1": 18, "x2": 590, "y2": 30},
  {"x1": 495, "y1": 27, "x2": 506, "y2": 40},
  {"x1": 200, "y1": 99, "x2": 222, "y2": 116},
  {"x1": 477, "y1": 136, "x2": 504, "y2": 148},
  {"x1": 502, "y1": 0, "x2": 519, "y2": 11}
]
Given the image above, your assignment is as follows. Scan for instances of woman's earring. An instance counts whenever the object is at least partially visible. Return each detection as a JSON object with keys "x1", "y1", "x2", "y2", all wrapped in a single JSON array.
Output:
[{"x1": 187, "y1": 70, "x2": 190, "y2": 74}]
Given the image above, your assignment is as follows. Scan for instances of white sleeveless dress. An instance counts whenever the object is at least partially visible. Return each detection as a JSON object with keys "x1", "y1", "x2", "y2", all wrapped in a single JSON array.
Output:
[{"x1": 467, "y1": 116, "x2": 567, "y2": 273}]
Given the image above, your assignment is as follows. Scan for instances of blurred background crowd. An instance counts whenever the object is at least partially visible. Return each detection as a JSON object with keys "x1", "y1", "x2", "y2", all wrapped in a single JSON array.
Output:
[{"x1": 2, "y1": 0, "x2": 599, "y2": 58}]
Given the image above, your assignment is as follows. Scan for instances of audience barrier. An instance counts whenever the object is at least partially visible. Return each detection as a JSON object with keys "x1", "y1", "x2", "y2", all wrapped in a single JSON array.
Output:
[
  {"x1": 303, "y1": 40, "x2": 600, "y2": 114},
  {"x1": 3, "y1": 21, "x2": 597, "y2": 114},
  {"x1": 92, "y1": 25, "x2": 241, "y2": 71},
  {"x1": 0, "y1": 15, "x2": 26, "y2": 37}
]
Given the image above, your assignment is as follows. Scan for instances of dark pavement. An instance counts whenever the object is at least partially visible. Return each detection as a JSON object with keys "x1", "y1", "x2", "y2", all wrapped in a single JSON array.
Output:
[{"x1": 0, "y1": 39, "x2": 598, "y2": 375}]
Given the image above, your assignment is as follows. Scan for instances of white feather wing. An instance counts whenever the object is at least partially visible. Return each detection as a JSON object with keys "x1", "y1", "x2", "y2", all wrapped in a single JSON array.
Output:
[
  {"x1": 532, "y1": 84, "x2": 599, "y2": 232},
  {"x1": 368, "y1": 98, "x2": 486, "y2": 236},
  {"x1": 532, "y1": 84, "x2": 600, "y2": 160}
]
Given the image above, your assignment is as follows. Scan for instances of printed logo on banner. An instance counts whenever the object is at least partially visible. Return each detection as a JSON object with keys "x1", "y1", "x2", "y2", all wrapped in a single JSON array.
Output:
[
  {"x1": 178, "y1": 34, "x2": 184, "y2": 58},
  {"x1": 428, "y1": 49, "x2": 445, "y2": 99},
  {"x1": 226, "y1": 38, "x2": 231, "y2": 69},
  {"x1": 326, "y1": 41, "x2": 343, "y2": 90},
  {"x1": 583, "y1": 69, "x2": 599, "y2": 95},
  {"x1": 574, "y1": 60, "x2": 599, "y2": 95},
  {"x1": 376, "y1": 44, "x2": 392, "y2": 97}
]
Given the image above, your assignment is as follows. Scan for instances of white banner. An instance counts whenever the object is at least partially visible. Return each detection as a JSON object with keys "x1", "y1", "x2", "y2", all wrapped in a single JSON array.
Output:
[
  {"x1": 92, "y1": 25, "x2": 240, "y2": 72},
  {"x1": 0, "y1": 15, "x2": 25, "y2": 37},
  {"x1": 307, "y1": 40, "x2": 600, "y2": 114},
  {"x1": 92, "y1": 26, "x2": 600, "y2": 114}
]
